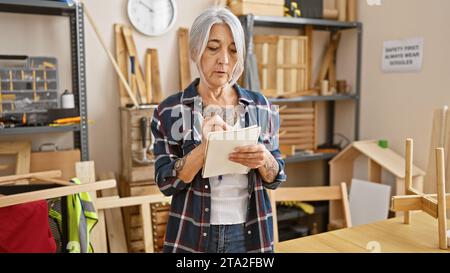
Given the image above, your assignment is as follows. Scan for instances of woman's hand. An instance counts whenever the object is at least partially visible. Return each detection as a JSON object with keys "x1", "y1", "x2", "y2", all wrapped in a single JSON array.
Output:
[
  {"x1": 229, "y1": 144, "x2": 280, "y2": 183},
  {"x1": 201, "y1": 114, "x2": 232, "y2": 143},
  {"x1": 228, "y1": 144, "x2": 268, "y2": 169}
]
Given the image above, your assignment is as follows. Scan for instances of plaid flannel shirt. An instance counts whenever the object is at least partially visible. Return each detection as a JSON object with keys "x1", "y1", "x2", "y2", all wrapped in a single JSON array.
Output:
[{"x1": 150, "y1": 79, "x2": 287, "y2": 253}]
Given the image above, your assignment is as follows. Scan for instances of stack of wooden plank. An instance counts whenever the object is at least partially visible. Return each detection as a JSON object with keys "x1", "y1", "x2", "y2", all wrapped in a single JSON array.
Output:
[
  {"x1": 227, "y1": 0, "x2": 285, "y2": 17},
  {"x1": 254, "y1": 35, "x2": 310, "y2": 98},
  {"x1": 278, "y1": 102, "x2": 318, "y2": 156},
  {"x1": 115, "y1": 24, "x2": 162, "y2": 107}
]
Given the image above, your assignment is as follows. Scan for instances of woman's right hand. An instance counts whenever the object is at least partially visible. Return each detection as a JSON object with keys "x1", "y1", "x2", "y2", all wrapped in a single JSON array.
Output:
[{"x1": 201, "y1": 114, "x2": 231, "y2": 143}]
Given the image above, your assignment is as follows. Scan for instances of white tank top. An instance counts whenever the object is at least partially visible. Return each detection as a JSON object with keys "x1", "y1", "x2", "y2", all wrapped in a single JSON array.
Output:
[{"x1": 209, "y1": 120, "x2": 249, "y2": 225}]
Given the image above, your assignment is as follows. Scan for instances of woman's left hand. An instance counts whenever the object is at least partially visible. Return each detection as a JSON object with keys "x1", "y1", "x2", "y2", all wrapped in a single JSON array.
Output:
[{"x1": 228, "y1": 144, "x2": 268, "y2": 169}]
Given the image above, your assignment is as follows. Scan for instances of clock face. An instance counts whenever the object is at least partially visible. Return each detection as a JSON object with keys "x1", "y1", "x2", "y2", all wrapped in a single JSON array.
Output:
[{"x1": 127, "y1": 0, "x2": 177, "y2": 36}]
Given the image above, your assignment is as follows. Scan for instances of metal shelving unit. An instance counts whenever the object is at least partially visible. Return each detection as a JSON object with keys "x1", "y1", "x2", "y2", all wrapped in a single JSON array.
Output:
[
  {"x1": 239, "y1": 14, "x2": 362, "y2": 163},
  {"x1": 269, "y1": 93, "x2": 358, "y2": 103},
  {"x1": 252, "y1": 15, "x2": 359, "y2": 29},
  {"x1": 0, "y1": 0, "x2": 89, "y2": 161},
  {"x1": 284, "y1": 152, "x2": 338, "y2": 164}
]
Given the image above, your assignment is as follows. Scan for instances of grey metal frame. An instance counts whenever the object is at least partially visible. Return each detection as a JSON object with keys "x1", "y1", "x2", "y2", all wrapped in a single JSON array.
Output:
[
  {"x1": 0, "y1": 0, "x2": 89, "y2": 160},
  {"x1": 239, "y1": 14, "x2": 363, "y2": 161}
]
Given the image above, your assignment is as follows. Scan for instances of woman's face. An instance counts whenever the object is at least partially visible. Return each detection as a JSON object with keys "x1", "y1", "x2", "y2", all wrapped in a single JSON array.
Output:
[{"x1": 200, "y1": 23, "x2": 238, "y2": 88}]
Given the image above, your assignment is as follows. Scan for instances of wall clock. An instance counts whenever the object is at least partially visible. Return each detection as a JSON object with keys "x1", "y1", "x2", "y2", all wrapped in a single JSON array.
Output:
[{"x1": 127, "y1": 0, "x2": 177, "y2": 36}]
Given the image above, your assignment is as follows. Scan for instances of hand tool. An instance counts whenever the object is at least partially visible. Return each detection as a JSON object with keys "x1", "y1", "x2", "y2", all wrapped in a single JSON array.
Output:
[{"x1": 133, "y1": 117, "x2": 153, "y2": 165}]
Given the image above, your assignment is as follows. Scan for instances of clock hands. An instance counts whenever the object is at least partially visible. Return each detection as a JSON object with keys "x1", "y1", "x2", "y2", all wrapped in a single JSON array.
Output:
[{"x1": 139, "y1": 0, "x2": 154, "y2": 13}]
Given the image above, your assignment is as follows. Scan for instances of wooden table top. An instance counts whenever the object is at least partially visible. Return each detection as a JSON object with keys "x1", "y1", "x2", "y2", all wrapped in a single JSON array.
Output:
[{"x1": 275, "y1": 212, "x2": 450, "y2": 253}]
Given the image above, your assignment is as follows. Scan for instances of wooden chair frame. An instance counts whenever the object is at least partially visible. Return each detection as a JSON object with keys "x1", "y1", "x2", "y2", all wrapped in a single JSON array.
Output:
[{"x1": 391, "y1": 139, "x2": 449, "y2": 249}]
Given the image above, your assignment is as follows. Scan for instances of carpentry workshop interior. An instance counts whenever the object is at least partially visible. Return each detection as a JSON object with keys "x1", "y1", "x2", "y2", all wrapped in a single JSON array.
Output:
[{"x1": 0, "y1": 0, "x2": 449, "y2": 255}]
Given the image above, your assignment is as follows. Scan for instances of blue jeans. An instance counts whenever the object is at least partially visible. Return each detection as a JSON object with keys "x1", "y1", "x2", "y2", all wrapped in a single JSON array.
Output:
[{"x1": 207, "y1": 224, "x2": 246, "y2": 253}]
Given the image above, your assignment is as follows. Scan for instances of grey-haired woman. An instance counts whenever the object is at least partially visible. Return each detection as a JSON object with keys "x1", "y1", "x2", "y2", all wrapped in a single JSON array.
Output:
[{"x1": 151, "y1": 7, "x2": 286, "y2": 253}]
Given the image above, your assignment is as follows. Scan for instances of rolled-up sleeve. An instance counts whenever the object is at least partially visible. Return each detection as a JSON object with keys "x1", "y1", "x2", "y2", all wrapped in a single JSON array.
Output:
[
  {"x1": 150, "y1": 108, "x2": 190, "y2": 196},
  {"x1": 261, "y1": 102, "x2": 287, "y2": 190}
]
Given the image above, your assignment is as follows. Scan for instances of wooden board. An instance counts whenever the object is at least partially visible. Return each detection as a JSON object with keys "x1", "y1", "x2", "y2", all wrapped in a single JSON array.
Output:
[
  {"x1": 305, "y1": 26, "x2": 313, "y2": 90},
  {"x1": 347, "y1": 0, "x2": 357, "y2": 21},
  {"x1": 98, "y1": 172, "x2": 128, "y2": 253},
  {"x1": 145, "y1": 51, "x2": 153, "y2": 103},
  {"x1": 316, "y1": 32, "x2": 341, "y2": 89},
  {"x1": 114, "y1": 24, "x2": 131, "y2": 107},
  {"x1": 30, "y1": 149, "x2": 80, "y2": 181},
  {"x1": 178, "y1": 28, "x2": 192, "y2": 90},
  {"x1": 122, "y1": 26, "x2": 148, "y2": 104},
  {"x1": 148, "y1": 49, "x2": 162, "y2": 103},
  {"x1": 337, "y1": 0, "x2": 347, "y2": 22}
]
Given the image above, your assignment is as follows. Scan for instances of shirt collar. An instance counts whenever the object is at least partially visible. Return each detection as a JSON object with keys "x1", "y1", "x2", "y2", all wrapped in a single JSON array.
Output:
[{"x1": 181, "y1": 78, "x2": 255, "y2": 107}]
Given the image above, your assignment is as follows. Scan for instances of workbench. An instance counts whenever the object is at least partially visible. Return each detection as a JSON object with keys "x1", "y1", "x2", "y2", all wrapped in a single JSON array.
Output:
[{"x1": 275, "y1": 212, "x2": 450, "y2": 253}]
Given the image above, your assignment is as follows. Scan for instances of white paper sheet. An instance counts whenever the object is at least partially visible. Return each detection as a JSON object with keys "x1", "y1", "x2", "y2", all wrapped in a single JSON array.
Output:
[{"x1": 202, "y1": 125, "x2": 261, "y2": 178}]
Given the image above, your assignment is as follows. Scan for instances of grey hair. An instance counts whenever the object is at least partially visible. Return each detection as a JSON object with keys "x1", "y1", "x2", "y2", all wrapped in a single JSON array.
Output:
[{"x1": 189, "y1": 7, "x2": 245, "y2": 86}]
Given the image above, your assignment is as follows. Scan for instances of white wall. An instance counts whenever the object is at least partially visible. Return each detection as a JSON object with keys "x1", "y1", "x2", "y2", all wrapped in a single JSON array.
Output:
[{"x1": 359, "y1": 0, "x2": 450, "y2": 169}]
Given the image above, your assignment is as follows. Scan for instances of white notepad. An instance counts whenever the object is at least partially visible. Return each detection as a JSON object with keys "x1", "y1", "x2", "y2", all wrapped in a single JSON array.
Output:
[{"x1": 202, "y1": 125, "x2": 261, "y2": 178}]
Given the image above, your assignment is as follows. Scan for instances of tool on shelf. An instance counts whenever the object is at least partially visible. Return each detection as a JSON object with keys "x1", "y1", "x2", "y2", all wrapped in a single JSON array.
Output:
[
  {"x1": 41, "y1": 61, "x2": 55, "y2": 92},
  {"x1": 52, "y1": 116, "x2": 81, "y2": 125},
  {"x1": 130, "y1": 56, "x2": 141, "y2": 104},
  {"x1": 133, "y1": 117, "x2": 153, "y2": 165},
  {"x1": 122, "y1": 26, "x2": 147, "y2": 104}
]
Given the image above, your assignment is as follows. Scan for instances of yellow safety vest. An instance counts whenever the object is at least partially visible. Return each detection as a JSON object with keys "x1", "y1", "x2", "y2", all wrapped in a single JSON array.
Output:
[{"x1": 66, "y1": 178, "x2": 98, "y2": 253}]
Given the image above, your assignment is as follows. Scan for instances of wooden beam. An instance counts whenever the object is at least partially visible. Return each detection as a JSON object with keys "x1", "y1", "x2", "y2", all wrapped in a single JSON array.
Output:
[
  {"x1": 305, "y1": 26, "x2": 313, "y2": 90},
  {"x1": 391, "y1": 195, "x2": 423, "y2": 211},
  {"x1": 178, "y1": 27, "x2": 192, "y2": 90},
  {"x1": 274, "y1": 186, "x2": 342, "y2": 202},
  {"x1": 145, "y1": 51, "x2": 153, "y2": 103},
  {"x1": 140, "y1": 204, "x2": 154, "y2": 253},
  {"x1": 148, "y1": 49, "x2": 162, "y2": 103},
  {"x1": 422, "y1": 196, "x2": 438, "y2": 219},
  {"x1": 368, "y1": 158, "x2": 381, "y2": 183},
  {"x1": 340, "y1": 182, "x2": 352, "y2": 228},
  {"x1": 435, "y1": 147, "x2": 448, "y2": 249},
  {"x1": 0, "y1": 170, "x2": 61, "y2": 184},
  {"x1": 114, "y1": 24, "x2": 130, "y2": 107},
  {"x1": 0, "y1": 179, "x2": 115, "y2": 208},
  {"x1": 337, "y1": 0, "x2": 347, "y2": 22},
  {"x1": 315, "y1": 32, "x2": 341, "y2": 88},
  {"x1": 404, "y1": 138, "x2": 413, "y2": 223},
  {"x1": 99, "y1": 173, "x2": 128, "y2": 253},
  {"x1": 96, "y1": 194, "x2": 171, "y2": 210}
]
